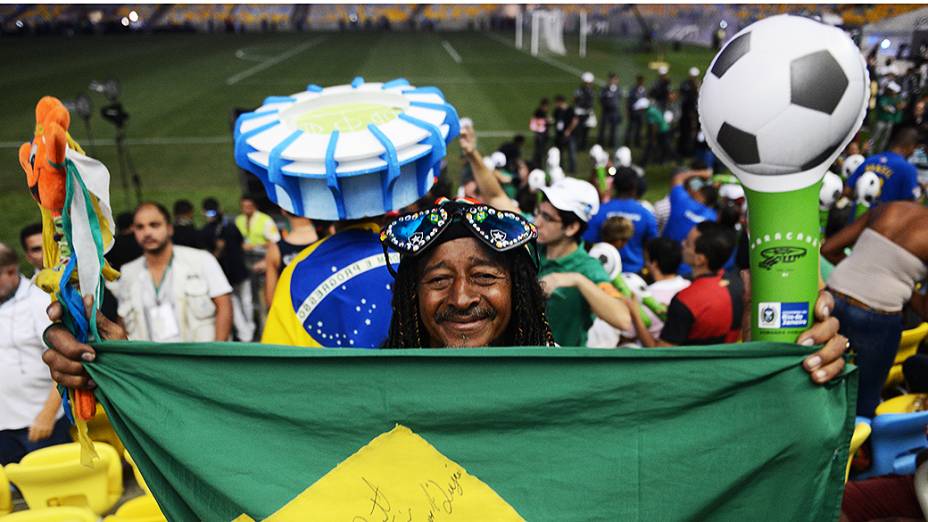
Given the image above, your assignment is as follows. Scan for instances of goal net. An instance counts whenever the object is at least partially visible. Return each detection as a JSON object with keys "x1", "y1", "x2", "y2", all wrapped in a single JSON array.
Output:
[{"x1": 530, "y1": 9, "x2": 567, "y2": 56}]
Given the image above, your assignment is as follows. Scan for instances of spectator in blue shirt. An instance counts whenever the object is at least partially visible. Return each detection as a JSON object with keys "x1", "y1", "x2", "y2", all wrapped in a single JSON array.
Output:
[
  {"x1": 662, "y1": 169, "x2": 718, "y2": 277},
  {"x1": 583, "y1": 167, "x2": 658, "y2": 273},
  {"x1": 848, "y1": 126, "x2": 921, "y2": 203},
  {"x1": 662, "y1": 169, "x2": 718, "y2": 244}
]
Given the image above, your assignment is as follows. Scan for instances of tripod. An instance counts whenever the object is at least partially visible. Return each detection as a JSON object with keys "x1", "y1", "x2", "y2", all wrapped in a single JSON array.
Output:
[{"x1": 102, "y1": 101, "x2": 143, "y2": 209}]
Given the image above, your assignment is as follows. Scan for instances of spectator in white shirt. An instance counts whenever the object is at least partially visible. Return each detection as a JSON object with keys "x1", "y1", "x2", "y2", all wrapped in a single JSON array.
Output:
[
  {"x1": 0, "y1": 243, "x2": 71, "y2": 465},
  {"x1": 110, "y1": 203, "x2": 233, "y2": 342}
]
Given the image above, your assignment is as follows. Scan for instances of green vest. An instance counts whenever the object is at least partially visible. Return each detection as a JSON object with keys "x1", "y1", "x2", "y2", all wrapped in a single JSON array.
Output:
[{"x1": 236, "y1": 211, "x2": 275, "y2": 247}]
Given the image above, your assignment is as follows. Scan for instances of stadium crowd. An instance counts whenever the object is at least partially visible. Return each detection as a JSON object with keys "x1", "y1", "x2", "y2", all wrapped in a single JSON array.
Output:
[{"x1": 4, "y1": 38, "x2": 928, "y2": 522}]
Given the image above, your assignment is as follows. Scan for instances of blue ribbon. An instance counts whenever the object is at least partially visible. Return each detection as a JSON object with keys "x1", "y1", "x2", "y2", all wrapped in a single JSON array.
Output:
[
  {"x1": 325, "y1": 130, "x2": 347, "y2": 219},
  {"x1": 268, "y1": 130, "x2": 306, "y2": 216},
  {"x1": 233, "y1": 120, "x2": 282, "y2": 206},
  {"x1": 367, "y1": 124, "x2": 401, "y2": 213},
  {"x1": 382, "y1": 78, "x2": 410, "y2": 89},
  {"x1": 409, "y1": 101, "x2": 461, "y2": 141},
  {"x1": 233, "y1": 110, "x2": 278, "y2": 141},
  {"x1": 398, "y1": 113, "x2": 445, "y2": 195},
  {"x1": 262, "y1": 95, "x2": 296, "y2": 106}
]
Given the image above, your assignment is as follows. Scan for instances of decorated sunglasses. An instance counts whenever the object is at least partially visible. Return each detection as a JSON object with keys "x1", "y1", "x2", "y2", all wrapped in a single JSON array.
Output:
[{"x1": 381, "y1": 197, "x2": 537, "y2": 259}]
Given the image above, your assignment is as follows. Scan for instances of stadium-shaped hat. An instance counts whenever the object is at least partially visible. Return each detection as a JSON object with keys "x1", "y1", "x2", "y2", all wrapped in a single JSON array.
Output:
[{"x1": 234, "y1": 77, "x2": 459, "y2": 221}]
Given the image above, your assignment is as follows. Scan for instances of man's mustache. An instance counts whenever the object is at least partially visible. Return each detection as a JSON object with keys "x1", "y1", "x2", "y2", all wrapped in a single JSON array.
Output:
[{"x1": 435, "y1": 305, "x2": 496, "y2": 324}]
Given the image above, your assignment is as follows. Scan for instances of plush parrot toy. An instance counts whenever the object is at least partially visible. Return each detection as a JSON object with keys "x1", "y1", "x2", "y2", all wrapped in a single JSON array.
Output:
[{"x1": 19, "y1": 96, "x2": 119, "y2": 426}]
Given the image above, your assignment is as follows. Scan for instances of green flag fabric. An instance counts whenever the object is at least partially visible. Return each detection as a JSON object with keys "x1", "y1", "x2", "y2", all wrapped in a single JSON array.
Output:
[{"x1": 84, "y1": 341, "x2": 856, "y2": 521}]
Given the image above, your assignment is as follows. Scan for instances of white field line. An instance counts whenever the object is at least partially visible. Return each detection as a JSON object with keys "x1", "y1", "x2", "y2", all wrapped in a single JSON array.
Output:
[
  {"x1": 0, "y1": 131, "x2": 525, "y2": 149},
  {"x1": 234, "y1": 49, "x2": 271, "y2": 62},
  {"x1": 485, "y1": 32, "x2": 605, "y2": 87},
  {"x1": 441, "y1": 40, "x2": 462, "y2": 64},
  {"x1": 226, "y1": 36, "x2": 327, "y2": 85}
]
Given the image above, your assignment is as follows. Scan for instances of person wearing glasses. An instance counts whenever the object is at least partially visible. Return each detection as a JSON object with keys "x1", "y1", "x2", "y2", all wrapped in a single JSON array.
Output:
[
  {"x1": 532, "y1": 178, "x2": 633, "y2": 347},
  {"x1": 381, "y1": 198, "x2": 552, "y2": 348},
  {"x1": 43, "y1": 199, "x2": 848, "y2": 385}
]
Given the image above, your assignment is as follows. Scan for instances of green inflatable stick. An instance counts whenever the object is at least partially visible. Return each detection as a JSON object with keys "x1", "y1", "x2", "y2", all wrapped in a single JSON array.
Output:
[
  {"x1": 641, "y1": 295, "x2": 667, "y2": 321},
  {"x1": 743, "y1": 183, "x2": 823, "y2": 342},
  {"x1": 854, "y1": 201, "x2": 870, "y2": 219},
  {"x1": 595, "y1": 166, "x2": 608, "y2": 194},
  {"x1": 611, "y1": 275, "x2": 653, "y2": 329},
  {"x1": 699, "y1": 15, "x2": 869, "y2": 342}
]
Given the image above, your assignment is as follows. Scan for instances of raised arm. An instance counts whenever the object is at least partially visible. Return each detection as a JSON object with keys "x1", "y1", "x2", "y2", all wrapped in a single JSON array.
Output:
[
  {"x1": 671, "y1": 168, "x2": 712, "y2": 188},
  {"x1": 458, "y1": 126, "x2": 520, "y2": 213}
]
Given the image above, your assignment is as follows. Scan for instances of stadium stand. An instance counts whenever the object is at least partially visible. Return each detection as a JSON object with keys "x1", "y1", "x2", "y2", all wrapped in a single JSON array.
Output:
[{"x1": 2, "y1": 4, "x2": 923, "y2": 38}]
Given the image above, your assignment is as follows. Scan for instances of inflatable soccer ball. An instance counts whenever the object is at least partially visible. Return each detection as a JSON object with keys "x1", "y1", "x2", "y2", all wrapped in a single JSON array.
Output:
[
  {"x1": 621, "y1": 273, "x2": 651, "y2": 299},
  {"x1": 699, "y1": 15, "x2": 869, "y2": 192},
  {"x1": 842, "y1": 154, "x2": 865, "y2": 179},
  {"x1": 855, "y1": 171, "x2": 881, "y2": 205},
  {"x1": 589, "y1": 242, "x2": 622, "y2": 279},
  {"x1": 819, "y1": 171, "x2": 843, "y2": 210}
]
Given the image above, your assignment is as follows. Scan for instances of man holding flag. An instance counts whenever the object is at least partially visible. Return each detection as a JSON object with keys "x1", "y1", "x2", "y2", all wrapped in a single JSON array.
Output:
[{"x1": 42, "y1": 199, "x2": 849, "y2": 384}]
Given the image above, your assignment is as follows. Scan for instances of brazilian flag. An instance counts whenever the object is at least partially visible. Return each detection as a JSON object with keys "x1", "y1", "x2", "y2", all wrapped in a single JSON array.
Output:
[{"x1": 84, "y1": 342, "x2": 856, "y2": 521}]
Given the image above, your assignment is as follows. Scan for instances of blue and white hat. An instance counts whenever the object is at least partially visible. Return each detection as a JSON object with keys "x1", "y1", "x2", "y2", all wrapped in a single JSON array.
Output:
[{"x1": 234, "y1": 77, "x2": 460, "y2": 221}]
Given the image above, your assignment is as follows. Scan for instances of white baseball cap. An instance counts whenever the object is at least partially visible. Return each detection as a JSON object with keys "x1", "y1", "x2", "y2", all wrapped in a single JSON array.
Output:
[
  {"x1": 887, "y1": 81, "x2": 902, "y2": 93},
  {"x1": 689, "y1": 66, "x2": 700, "y2": 77},
  {"x1": 539, "y1": 177, "x2": 600, "y2": 223},
  {"x1": 581, "y1": 71, "x2": 594, "y2": 83},
  {"x1": 718, "y1": 183, "x2": 745, "y2": 201},
  {"x1": 658, "y1": 65, "x2": 669, "y2": 75}
]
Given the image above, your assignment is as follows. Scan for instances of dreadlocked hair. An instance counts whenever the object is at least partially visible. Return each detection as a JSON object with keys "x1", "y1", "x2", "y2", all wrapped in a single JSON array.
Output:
[{"x1": 383, "y1": 245, "x2": 554, "y2": 348}]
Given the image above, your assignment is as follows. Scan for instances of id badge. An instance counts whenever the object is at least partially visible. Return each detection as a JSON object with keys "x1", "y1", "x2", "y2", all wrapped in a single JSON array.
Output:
[{"x1": 147, "y1": 303, "x2": 181, "y2": 342}]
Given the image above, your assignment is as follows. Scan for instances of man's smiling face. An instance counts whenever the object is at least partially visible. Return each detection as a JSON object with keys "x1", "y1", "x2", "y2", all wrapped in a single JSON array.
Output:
[{"x1": 417, "y1": 238, "x2": 512, "y2": 348}]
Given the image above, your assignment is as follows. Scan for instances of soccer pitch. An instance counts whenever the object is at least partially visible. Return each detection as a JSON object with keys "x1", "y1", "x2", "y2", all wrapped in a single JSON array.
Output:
[{"x1": 0, "y1": 31, "x2": 714, "y2": 248}]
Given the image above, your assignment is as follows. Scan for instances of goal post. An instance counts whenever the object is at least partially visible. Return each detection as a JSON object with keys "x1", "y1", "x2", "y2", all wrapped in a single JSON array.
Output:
[
  {"x1": 515, "y1": 9, "x2": 590, "y2": 57},
  {"x1": 530, "y1": 9, "x2": 567, "y2": 56}
]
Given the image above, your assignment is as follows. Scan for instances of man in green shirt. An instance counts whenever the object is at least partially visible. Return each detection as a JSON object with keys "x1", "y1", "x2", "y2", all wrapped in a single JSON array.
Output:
[
  {"x1": 871, "y1": 81, "x2": 905, "y2": 153},
  {"x1": 535, "y1": 178, "x2": 632, "y2": 346},
  {"x1": 641, "y1": 97, "x2": 672, "y2": 166}
]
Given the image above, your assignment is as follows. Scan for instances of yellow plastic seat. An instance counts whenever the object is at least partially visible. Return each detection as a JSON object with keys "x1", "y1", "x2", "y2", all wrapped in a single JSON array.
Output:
[
  {"x1": 6, "y1": 442, "x2": 122, "y2": 514},
  {"x1": 0, "y1": 507, "x2": 97, "y2": 521},
  {"x1": 885, "y1": 323, "x2": 928, "y2": 390},
  {"x1": 876, "y1": 393, "x2": 928, "y2": 415},
  {"x1": 124, "y1": 450, "x2": 151, "y2": 496},
  {"x1": 102, "y1": 495, "x2": 167, "y2": 522},
  {"x1": 0, "y1": 466, "x2": 10, "y2": 516},
  {"x1": 846, "y1": 421, "x2": 872, "y2": 481}
]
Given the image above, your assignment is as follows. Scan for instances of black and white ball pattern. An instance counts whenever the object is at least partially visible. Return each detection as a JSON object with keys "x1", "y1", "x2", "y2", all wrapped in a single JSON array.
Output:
[{"x1": 699, "y1": 15, "x2": 868, "y2": 180}]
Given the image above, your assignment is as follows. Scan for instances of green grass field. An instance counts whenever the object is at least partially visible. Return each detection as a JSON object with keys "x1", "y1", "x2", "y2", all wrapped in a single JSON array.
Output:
[{"x1": 0, "y1": 30, "x2": 715, "y2": 255}]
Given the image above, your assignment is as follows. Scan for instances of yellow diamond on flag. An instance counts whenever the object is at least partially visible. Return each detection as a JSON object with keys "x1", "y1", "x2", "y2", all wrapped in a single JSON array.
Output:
[{"x1": 259, "y1": 424, "x2": 524, "y2": 521}]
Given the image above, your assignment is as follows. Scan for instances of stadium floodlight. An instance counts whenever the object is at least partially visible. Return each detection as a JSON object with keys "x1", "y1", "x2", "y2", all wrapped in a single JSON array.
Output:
[
  {"x1": 121, "y1": 17, "x2": 129, "y2": 27},
  {"x1": 129, "y1": 10, "x2": 139, "y2": 23}
]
